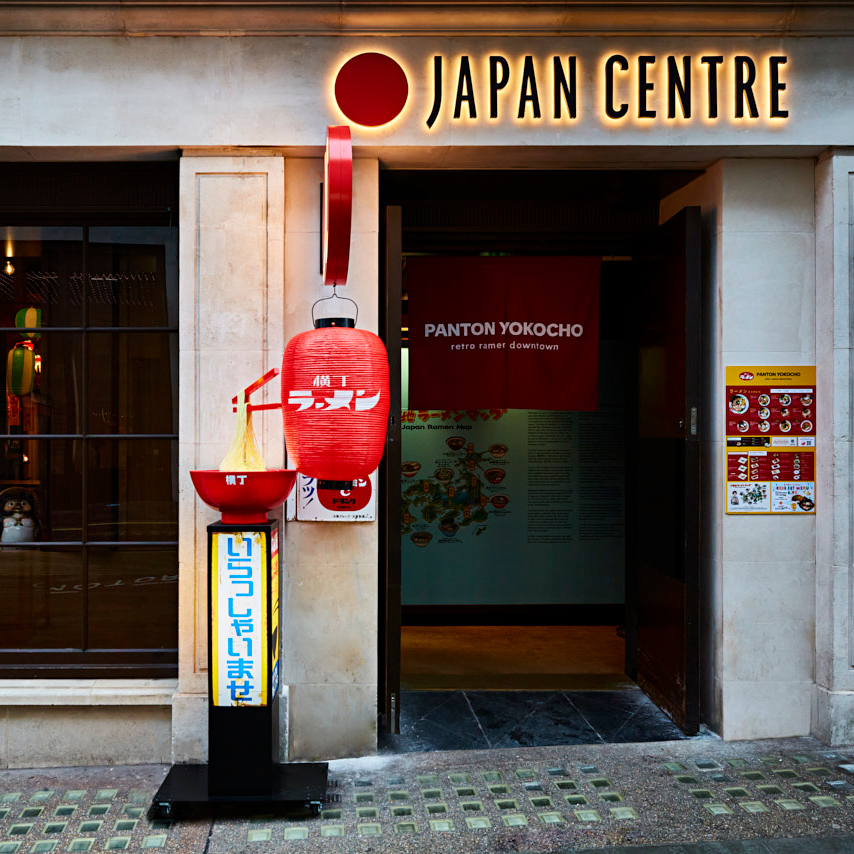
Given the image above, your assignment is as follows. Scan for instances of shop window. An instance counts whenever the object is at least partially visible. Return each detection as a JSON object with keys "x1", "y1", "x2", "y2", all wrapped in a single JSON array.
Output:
[{"x1": 0, "y1": 218, "x2": 178, "y2": 677}]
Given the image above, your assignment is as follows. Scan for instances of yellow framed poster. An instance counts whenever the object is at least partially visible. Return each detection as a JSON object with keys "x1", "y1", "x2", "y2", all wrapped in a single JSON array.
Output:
[
  {"x1": 270, "y1": 528, "x2": 280, "y2": 700},
  {"x1": 725, "y1": 366, "x2": 816, "y2": 515}
]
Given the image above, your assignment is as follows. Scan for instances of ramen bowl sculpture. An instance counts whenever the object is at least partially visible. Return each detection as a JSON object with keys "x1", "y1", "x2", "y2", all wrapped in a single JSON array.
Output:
[{"x1": 190, "y1": 469, "x2": 297, "y2": 524}]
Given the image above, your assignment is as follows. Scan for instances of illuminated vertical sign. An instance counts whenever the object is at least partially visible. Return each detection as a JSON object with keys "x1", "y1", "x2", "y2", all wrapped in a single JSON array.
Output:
[{"x1": 211, "y1": 531, "x2": 269, "y2": 706}]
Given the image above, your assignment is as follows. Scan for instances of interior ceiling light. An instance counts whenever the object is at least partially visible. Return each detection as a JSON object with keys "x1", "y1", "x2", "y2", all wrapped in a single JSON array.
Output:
[{"x1": 4, "y1": 259, "x2": 14, "y2": 276}]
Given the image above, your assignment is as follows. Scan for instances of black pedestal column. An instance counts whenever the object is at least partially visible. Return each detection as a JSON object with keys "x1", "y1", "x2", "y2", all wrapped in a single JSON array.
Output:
[{"x1": 150, "y1": 521, "x2": 327, "y2": 818}]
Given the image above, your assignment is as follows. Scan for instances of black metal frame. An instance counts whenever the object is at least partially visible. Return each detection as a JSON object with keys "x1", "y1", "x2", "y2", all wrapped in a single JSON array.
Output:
[
  {"x1": 379, "y1": 205, "x2": 403, "y2": 735},
  {"x1": 377, "y1": 170, "x2": 704, "y2": 736}
]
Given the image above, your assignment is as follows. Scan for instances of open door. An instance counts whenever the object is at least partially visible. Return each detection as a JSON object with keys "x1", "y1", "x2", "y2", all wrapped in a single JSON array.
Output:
[
  {"x1": 379, "y1": 205, "x2": 403, "y2": 734},
  {"x1": 627, "y1": 206, "x2": 702, "y2": 733}
]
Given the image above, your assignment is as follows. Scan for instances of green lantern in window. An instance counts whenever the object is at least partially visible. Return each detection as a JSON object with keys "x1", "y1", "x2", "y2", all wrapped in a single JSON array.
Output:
[
  {"x1": 15, "y1": 307, "x2": 41, "y2": 340},
  {"x1": 6, "y1": 344, "x2": 35, "y2": 396}
]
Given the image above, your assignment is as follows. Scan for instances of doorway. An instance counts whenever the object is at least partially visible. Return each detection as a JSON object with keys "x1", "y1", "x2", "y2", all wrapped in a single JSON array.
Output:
[{"x1": 379, "y1": 170, "x2": 702, "y2": 745}]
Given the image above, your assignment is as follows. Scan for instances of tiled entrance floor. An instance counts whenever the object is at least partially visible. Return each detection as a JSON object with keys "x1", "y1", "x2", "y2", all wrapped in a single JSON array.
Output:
[{"x1": 379, "y1": 687, "x2": 695, "y2": 753}]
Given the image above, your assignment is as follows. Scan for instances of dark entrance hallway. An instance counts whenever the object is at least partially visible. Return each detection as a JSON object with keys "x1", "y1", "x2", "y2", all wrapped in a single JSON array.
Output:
[{"x1": 380, "y1": 170, "x2": 704, "y2": 744}]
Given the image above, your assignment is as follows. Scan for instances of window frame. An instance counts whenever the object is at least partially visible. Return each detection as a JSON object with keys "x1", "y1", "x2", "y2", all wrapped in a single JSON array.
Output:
[{"x1": 0, "y1": 164, "x2": 179, "y2": 678}]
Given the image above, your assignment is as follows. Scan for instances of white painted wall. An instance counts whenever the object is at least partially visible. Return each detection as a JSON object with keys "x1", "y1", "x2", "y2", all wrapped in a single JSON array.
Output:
[{"x1": 0, "y1": 36, "x2": 853, "y2": 153}]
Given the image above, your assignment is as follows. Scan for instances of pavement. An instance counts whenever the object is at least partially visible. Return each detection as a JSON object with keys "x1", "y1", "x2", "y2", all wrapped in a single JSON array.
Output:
[{"x1": 3, "y1": 734, "x2": 854, "y2": 853}]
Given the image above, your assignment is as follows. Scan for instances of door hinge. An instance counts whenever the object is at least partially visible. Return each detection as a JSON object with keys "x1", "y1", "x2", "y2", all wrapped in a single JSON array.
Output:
[
  {"x1": 390, "y1": 692, "x2": 399, "y2": 735},
  {"x1": 690, "y1": 406, "x2": 698, "y2": 436}
]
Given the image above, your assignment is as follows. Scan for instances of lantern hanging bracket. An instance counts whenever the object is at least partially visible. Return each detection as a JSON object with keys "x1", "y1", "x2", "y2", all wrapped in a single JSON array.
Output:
[
  {"x1": 231, "y1": 367, "x2": 282, "y2": 413},
  {"x1": 311, "y1": 285, "x2": 359, "y2": 329}
]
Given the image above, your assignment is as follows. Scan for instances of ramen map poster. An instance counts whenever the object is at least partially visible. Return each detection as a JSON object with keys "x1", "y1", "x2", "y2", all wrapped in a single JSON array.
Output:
[
  {"x1": 400, "y1": 343, "x2": 626, "y2": 606},
  {"x1": 725, "y1": 366, "x2": 816, "y2": 515}
]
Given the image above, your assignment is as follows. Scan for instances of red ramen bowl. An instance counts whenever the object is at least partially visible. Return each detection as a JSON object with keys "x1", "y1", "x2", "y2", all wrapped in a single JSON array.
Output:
[{"x1": 190, "y1": 469, "x2": 297, "y2": 524}]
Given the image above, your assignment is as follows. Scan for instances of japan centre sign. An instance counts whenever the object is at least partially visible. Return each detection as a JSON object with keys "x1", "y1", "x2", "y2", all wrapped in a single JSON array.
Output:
[{"x1": 332, "y1": 50, "x2": 790, "y2": 130}]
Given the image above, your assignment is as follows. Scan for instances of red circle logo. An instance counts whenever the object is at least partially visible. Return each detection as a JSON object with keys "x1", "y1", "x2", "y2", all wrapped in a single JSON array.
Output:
[
  {"x1": 334, "y1": 53, "x2": 408, "y2": 127},
  {"x1": 317, "y1": 478, "x2": 373, "y2": 512}
]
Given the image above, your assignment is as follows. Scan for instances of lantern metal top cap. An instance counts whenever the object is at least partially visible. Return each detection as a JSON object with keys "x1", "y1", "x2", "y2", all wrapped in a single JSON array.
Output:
[{"x1": 312, "y1": 286, "x2": 359, "y2": 328}]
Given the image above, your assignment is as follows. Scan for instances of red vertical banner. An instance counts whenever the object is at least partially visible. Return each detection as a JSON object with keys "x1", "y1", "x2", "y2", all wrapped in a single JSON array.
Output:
[{"x1": 407, "y1": 256, "x2": 600, "y2": 411}]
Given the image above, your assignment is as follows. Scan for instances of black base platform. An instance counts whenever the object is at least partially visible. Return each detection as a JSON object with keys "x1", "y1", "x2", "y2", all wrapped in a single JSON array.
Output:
[{"x1": 148, "y1": 762, "x2": 329, "y2": 819}]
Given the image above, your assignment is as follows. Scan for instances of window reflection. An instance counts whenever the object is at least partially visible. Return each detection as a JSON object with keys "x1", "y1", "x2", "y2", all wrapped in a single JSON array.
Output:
[
  {"x1": 1, "y1": 227, "x2": 85, "y2": 328},
  {"x1": 88, "y1": 333, "x2": 177, "y2": 435},
  {"x1": 2, "y1": 333, "x2": 83, "y2": 437},
  {"x1": 0, "y1": 440, "x2": 83, "y2": 542},
  {"x1": 0, "y1": 219, "x2": 178, "y2": 670},
  {"x1": 88, "y1": 547, "x2": 178, "y2": 649},
  {"x1": 88, "y1": 228, "x2": 177, "y2": 328},
  {"x1": 0, "y1": 548, "x2": 83, "y2": 649},
  {"x1": 88, "y1": 439, "x2": 178, "y2": 542}
]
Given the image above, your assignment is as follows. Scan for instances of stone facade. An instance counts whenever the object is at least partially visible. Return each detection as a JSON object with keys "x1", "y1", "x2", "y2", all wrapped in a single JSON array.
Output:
[{"x1": 2, "y1": 4, "x2": 854, "y2": 766}]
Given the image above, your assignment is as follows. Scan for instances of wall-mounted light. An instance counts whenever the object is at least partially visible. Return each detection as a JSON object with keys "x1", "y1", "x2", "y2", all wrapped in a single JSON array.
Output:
[{"x1": 4, "y1": 258, "x2": 14, "y2": 276}]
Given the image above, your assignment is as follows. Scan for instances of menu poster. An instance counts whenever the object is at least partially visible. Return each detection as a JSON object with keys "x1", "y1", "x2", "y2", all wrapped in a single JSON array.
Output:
[{"x1": 725, "y1": 366, "x2": 816, "y2": 515}]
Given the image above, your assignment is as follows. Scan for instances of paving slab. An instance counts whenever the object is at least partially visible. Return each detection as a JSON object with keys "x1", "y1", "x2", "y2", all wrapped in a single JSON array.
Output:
[{"x1": 3, "y1": 735, "x2": 854, "y2": 852}]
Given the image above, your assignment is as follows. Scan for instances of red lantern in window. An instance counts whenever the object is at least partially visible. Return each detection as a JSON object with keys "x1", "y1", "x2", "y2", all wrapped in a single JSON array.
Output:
[{"x1": 281, "y1": 322, "x2": 390, "y2": 484}]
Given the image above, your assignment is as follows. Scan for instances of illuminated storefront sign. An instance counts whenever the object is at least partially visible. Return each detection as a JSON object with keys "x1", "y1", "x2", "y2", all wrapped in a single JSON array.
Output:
[
  {"x1": 333, "y1": 51, "x2": 790, "y2": 129},
  {"x1": 427, "y1": 54, "x2": 788, "y2": 126}
]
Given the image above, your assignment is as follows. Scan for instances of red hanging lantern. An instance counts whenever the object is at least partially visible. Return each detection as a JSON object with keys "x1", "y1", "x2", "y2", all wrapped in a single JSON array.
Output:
[{"x1": 281, "y1": 323, "x2": 390, "y2": 484}]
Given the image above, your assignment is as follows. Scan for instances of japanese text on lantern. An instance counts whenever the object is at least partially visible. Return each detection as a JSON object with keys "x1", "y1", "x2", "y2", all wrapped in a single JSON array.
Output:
[
  {"x1": 287, "y1": 376, "x2": 382, "y2": 412},
  {"x1": 211, "y1": 532, "x2": 268, "y2": 706}
]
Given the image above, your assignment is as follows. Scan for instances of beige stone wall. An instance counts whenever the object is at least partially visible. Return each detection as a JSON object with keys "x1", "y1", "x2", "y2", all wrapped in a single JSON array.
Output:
[
  {"x1": 0, "y1": 20, "x2": 850, "y2": 767},
  {"x1": 813, "y1": 151, "x2": 854, "y2": 745},
  {"x1": 0, "y1": 707, "x2": 171, "y2": 769},
  {"x1": 0, "y1": 681, "x2": 175, "y2": 769},
  {"x1": 281, "y1": 157, "x2": 380, "y2": 761},
  {"x1": 662, "y1": 158, "x2": 818, "y2": 740},
  {"x1": 174, "y1": 154, "x2": 286, "y2": 763},
  {"x1": 173, "y1": 153, "x2": 379, "y2": 763}
]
